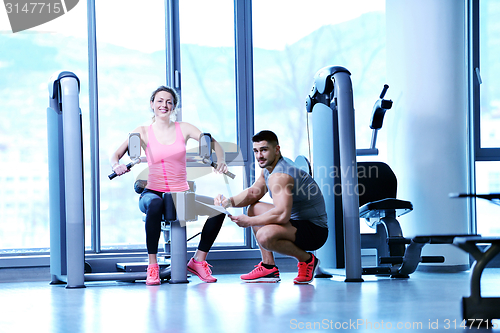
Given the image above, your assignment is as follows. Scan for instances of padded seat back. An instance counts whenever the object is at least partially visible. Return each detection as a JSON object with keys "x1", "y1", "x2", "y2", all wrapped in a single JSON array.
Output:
[{"x1": 357, "y1": 162, "x2": 397, "y2": 207}]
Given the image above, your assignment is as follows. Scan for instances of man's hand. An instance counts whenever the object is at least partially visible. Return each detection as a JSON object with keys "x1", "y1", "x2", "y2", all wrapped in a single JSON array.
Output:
[
  {"x1": 214, "y1": 194, "x2": 231, "y2": 208},
  {"x1": 229, "y1": 214, "x2": 252, "y2": 228}
]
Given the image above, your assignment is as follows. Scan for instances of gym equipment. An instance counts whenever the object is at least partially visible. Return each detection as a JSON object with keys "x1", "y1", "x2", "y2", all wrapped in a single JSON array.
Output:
[
  {"x1": 355, "y1": 90, "x2": 433, "y2": 277},
  {"x1": 48, "y1": 72, "x2": 171, "y2": 287},
  {"x1": 48, "y1": 71, "x2": 85, "y2": 288},
  {"x1": 357, "y1": 162, "x2": 463, "y2": 277},
  {"x1": 356, "y1": 84, "x2": 392, "y2": 156},
  {"x1": 48, "y1": 71, "x2": 229, "y2": 287},
  {"x1": 120, "y1": 133, "x2": 233, "y2": 283},
  {"x1": 198, "y1": 133, "x2": 236, "y2": 179},
  {"x1": 307, "y1": 66, "x2": 475, "y2": 280},
  {"x1": 306, "y1": 66, "x2": 363, "y2": 281},
  {"x1": 450, "y1": 193, "x2": 500, "y2": 323},
  {"x1": 356, "y1": 89, "x2": 477, "y2": 277},
  {"x1": 109, "y1": 133, "x2": 236, "y2": 181}
]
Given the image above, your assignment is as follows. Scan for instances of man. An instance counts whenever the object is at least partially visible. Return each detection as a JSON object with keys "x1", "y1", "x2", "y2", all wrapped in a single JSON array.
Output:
[{"x1": 215, "y1": 130, "x2": 328, "y2": 284}]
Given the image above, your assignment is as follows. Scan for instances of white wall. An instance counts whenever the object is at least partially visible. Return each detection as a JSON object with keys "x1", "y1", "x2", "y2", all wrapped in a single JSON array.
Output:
[{"x1": 386, "y1": 0, "x2": 470, "y2": 269}]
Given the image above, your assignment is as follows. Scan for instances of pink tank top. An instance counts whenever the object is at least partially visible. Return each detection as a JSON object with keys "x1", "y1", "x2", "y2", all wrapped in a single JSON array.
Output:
[{"x1": 145, "y1": 122, "x2": 189, "y2": 192}]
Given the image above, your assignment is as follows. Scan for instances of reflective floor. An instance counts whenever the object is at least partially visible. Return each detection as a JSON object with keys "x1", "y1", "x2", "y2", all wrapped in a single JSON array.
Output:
[{"x1": 1, "y1": 269, "x2": 499, "y2": 333}]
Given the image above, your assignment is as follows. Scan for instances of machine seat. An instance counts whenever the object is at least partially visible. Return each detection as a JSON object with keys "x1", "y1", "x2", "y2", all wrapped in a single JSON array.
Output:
[{"x1": 359, "y1": 198, "x2": 413, "y2": 219}]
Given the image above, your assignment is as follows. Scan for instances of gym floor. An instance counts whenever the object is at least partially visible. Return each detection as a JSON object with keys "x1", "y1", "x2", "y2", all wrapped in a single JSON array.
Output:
[{"x1": 0, "y1": 268, "x2": 499, "y2": 333}]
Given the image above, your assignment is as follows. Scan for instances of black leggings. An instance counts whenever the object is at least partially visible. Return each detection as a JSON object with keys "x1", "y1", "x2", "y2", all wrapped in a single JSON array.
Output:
[{"x1": 139, "y1": 189, "x2": 225, "y2": 254}]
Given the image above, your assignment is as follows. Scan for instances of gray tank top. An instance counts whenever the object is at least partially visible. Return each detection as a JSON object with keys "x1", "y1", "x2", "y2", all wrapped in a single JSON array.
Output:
[{"x1": 264, "y1": 157, "x2": 328, "y2": 228}]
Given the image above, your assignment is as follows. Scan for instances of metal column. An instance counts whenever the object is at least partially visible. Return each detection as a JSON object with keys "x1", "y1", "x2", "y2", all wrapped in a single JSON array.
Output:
[
  {"x1": 48, "y1": 71, "x2": 85, "y2": 288},
  {"x1": 307, "y1": 66, "x2": 363, "y2": 282}
]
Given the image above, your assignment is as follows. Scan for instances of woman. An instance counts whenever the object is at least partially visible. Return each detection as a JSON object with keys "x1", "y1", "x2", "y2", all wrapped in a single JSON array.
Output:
[{"x1": 110, "y1": 86, "x2": 227, "y2": 285}]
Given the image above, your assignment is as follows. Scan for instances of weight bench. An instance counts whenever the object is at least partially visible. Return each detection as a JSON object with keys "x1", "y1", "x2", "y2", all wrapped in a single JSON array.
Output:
[
  {"x1": 452, "y1": 236, "x2": 500, "y2": 322},
  {"x1": 381, "y1": 232, "x2": 500, "y2": 323},
  {"x1": 450, "y1": 192, "x2": 500, "y2": 322}
]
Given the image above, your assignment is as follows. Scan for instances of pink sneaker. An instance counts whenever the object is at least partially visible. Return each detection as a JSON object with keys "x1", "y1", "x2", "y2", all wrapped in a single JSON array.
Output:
[
  {"x1": 146, "y1": 263, "x2": 161, "y2": 285},
  {"x1": 187, "y1": 258, "x2": 217, "y2": 283},
  {"x1": 240, "y1": 262, "x2": 280, "y2": 283},
  {"x1": 294, "y1": 253, "x2": 319, "y2": 284}
]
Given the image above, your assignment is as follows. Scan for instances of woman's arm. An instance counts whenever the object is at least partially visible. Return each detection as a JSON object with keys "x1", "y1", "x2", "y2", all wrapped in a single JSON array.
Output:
[
  {"x1": 180, "y1": 122, "x2": 228, "y2": 174},
  {"x1": 109, "y1": 126, "x2": 146, "y2": 176},
  {"x1": 211, "y1": 137, "x2": 228, "y2": 174}
]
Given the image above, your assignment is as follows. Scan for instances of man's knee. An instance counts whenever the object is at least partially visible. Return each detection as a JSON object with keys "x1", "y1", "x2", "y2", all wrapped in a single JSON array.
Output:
[
  {"x1": 255, "y1": 227, "x2": 277, "y2": 249},
  {"x1": 247, "y1": 203, "x2": 258, "y2": 217}
]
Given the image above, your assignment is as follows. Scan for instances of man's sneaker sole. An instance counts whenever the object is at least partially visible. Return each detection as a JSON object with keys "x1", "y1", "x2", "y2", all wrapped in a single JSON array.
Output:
[
  {"x1": 241, "y1": 277, "x2": 281, "y2": 283},
  {"x1": 294, "y1": 258, "x2": 320, "y2": 284}
]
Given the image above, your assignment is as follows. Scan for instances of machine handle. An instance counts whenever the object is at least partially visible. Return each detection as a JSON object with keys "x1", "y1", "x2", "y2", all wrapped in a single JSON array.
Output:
[
  {"x1": 379, "y1": 84, "x2": 389, "y2": 99},
  {"x1": 210, "y1": 161, "x2": 236, "y2": 179},
  {"x1": 108, "y1": 160, "x2": 138, "y2": 180}
]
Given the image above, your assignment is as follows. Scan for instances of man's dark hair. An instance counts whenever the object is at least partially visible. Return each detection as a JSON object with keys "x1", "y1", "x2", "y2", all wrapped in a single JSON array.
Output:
[{"x1": 252, "y1": 130, "x2": 279, "y2": 146}]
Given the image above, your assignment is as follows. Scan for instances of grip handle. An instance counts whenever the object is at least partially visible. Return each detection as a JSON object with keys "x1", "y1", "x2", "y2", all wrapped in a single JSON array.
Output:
[
  {"x1": 379, "y1": 84, "x2": 389, "y2": 99},
  {"x1": 211, "y1": 162, "x2": 236, "y2": 179},
  {"x1": 108, "y1": 161, "x2": 134, "y2": 180}
]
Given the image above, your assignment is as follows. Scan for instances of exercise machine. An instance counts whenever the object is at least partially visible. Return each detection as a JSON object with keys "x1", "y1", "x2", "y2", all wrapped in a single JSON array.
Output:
[
  {"x1": 111, "y1": 133, "x2": 234, "y2": 284},
  {"x1": 306, "y1": 65, "x2": 475, "y2": 280},
  {"x1": 450, "y1": 193, "x2": 500, "y2": 323},
  {"x1": 48, "y1": 71, "x2": 85, "y2": 288},
  {"x1": 306, "y1": 68, "x2": 403, "y2": 279},
  {"x1": 306, "y1": 66, "x2": 362, "y2": 282},
  {"x1": 355, "y1": 86, "x2": 450, "y2": 277},
  {"x1": 47, "y1": 71, "x2": 232, "y2": 287}
]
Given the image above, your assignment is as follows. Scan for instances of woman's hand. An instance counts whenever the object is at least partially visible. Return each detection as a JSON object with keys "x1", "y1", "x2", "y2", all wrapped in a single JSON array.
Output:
[
  {"x1": 112, "y1": 163, "x2": 129, "y2": 176},
  {"x1": 215, "y1": 161, "x2": 228, "y2": 175}
]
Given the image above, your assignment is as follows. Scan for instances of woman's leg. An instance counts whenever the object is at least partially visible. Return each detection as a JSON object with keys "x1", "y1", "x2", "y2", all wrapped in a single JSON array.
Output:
[
  {"x1": 193, "y1": 213, "x2": 225, "y2": 261},
  {"x1": 192, "y1": 194, "x2": 226, "y2": 261},
  {"x1": 187, "y1": 209, "x2": 224, "y2": 282},
  {"x1": 139, "y1": 190, "x2": 164, "y2": 265}
]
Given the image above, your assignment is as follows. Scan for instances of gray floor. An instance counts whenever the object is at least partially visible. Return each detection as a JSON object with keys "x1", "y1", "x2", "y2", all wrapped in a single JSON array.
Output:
[{"x1": 1, "y1": 268, "x2": 499, "y2": 333}]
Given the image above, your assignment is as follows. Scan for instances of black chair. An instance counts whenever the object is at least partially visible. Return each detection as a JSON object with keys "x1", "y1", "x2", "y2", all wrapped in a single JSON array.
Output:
[{"x1": 358, "y1": 161, "x2": 435, "y2": 278}]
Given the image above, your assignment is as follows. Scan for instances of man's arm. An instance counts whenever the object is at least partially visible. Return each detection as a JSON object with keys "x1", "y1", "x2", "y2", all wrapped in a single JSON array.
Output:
[
  {"x1": 230, "y1": 173, "x2": 294, "y2": 227},
  {"x1": 227, "y1": 170, "x2": 268, "y2": 208}
]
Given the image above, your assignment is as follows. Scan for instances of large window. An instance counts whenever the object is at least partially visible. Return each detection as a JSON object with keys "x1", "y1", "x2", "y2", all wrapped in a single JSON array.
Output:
[
  {"x1": 252, "y1": 0, "x2": 386, "y2": 233},
  {"x1": 0, "y1": 0, "x2": 246, "y2": 256},
  {"x1": 96, "y1": 0, "x2": 245, "y2": 250},
  {"x1": 474, "y1": 0, "x2": 500, "y2": 236},
  {"x1": 479, "y1": 0, "x2": 500, "y2": 149},
  {"x1": 0, "y1": 0, "x2": 390, "y2": 257},
  {"x1": 95, "y1": 0, "x2": 168, "y2": 250},
  {"x1": 475, "y1": 162, "x2": 500, "y2": 235},
  {"x1": 252, "y1": 0, "x2": 387, "y2": 161},
  {"x1": 179, "y1": 0, "x2": 245, "y2": 247},
  {"x1": 0, "y1": 2, "x2": 88, "y2": 252}
]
